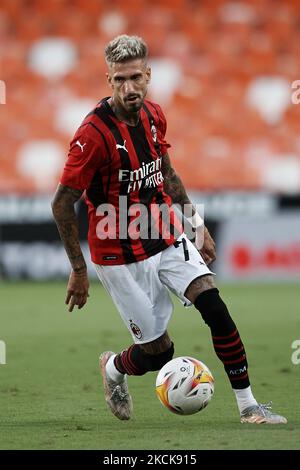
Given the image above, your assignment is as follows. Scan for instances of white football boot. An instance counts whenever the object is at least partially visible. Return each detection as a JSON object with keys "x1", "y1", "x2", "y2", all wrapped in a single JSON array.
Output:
[
  {"x1": 99, "y1": 351, "x2": 133, "y2": 420},
  {"x1": 240, "y1": 402, "x2": 287, "y2": 424}
]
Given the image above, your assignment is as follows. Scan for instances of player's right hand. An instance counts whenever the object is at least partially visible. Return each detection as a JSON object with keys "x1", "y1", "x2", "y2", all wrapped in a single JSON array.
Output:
[
  {"x1": 65, "y1": 269, "x2": 90, "y2": 312},
  {"x1": 196, "y1": 226, "x2": 216, "y2": 266}
]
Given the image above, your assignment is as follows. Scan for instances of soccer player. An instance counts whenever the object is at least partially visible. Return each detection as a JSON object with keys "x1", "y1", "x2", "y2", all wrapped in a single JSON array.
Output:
[{"x1": 52, "y1": 35, "x2": 286, "y2": 425}]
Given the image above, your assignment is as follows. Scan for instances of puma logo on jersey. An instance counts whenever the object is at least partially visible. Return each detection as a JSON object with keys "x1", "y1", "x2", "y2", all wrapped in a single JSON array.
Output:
[
  {"x1": 75, "y1": 140, "x2": 86, "y2": 152},
  {"x1": 116, "y1": 140, "x2": 128, "y2": 153}
]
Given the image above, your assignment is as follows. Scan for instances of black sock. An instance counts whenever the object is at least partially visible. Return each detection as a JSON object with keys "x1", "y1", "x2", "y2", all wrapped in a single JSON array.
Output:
[{"x1": 195, "y1": 288, "x2": 250, "y2": 389}]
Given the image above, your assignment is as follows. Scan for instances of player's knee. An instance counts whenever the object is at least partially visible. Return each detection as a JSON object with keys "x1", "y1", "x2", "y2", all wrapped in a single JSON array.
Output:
[
  {"x1": 139, "y1": 342, "x2": 174, "y2": 372},
  {"x1": 194, "y1": 287, "x2": 232, "y2": 328}
]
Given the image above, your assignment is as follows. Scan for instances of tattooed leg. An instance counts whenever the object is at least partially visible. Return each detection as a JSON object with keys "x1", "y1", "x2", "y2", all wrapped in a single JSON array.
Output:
[{"x1": 184, "y1": 274, "x2": 216, "y2": 303}]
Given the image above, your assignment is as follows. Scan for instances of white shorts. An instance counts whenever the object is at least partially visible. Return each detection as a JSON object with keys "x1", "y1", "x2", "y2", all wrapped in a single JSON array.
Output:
[{"x1": 94, "y1": 233, "x2": 212, "y2": 344}]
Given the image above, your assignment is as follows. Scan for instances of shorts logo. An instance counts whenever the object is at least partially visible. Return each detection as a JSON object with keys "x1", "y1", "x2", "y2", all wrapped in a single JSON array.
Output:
[{"x1": 129, "y1": 319, "x2": 143, "y2": 340}]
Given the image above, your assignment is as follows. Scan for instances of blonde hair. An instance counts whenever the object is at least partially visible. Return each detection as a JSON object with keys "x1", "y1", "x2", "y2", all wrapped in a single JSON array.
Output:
[{"x1": 105, "y1": 35, "x2": 148, "y2": 65}]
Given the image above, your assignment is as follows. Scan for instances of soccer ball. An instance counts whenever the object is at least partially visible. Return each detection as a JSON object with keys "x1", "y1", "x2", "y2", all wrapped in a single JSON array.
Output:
[{"x1": 155, "y1": 356, "x2": 214, "y2": 415}]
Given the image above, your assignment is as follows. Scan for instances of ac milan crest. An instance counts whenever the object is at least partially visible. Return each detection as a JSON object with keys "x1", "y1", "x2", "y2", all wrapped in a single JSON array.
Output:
[
  {"x1": 129, "y1": 319, "x2": 143, "y2": 340},
  {"x1": 151, "y1": 123, "x2": 157, "y2": 142}
]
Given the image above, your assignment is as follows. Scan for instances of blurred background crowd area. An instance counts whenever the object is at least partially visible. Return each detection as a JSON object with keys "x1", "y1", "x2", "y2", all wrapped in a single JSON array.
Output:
[
  {"x1": 1, "y1": 0, "x2": 300, "y2": 281},
  {"x1": 1, "y1": 0, "x2": 300, "y2": 194}
]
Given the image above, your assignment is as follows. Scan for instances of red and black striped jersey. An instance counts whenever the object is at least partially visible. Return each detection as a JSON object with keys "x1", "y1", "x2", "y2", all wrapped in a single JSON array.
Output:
[{"x1": 60, "y1": 97, "x2": 183, "y2": 265}]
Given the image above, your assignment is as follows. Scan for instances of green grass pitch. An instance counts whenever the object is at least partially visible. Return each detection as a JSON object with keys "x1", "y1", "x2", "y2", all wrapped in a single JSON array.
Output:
[{"x1": 0, "y1": 281, "x2": 299, "y2": 450}]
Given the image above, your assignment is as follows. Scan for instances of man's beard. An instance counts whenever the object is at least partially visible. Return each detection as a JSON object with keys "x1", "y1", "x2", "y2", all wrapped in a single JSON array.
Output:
[{"x1": 124, "y1": 94, "x2": 143, "y2": 112}]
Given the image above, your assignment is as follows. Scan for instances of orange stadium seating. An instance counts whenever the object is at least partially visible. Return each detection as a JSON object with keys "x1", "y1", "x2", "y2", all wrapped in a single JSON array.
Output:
[{"x1": 1, "y1": 0, "x2": 300, "y2": 193}]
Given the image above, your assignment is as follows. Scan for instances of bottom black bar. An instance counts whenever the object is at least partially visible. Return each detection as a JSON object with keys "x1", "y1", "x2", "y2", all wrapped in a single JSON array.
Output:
[{"x1": 0, "y1": 450, "x2": 298, "y2": 467}]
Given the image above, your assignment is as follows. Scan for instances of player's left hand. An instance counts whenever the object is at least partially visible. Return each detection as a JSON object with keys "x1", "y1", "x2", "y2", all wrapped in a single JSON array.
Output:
[
  {"x1": 196, "y1": 226, "x2": 216, "y2": 266},
  {"x1": 66, "y1": 269, "x2": 90, "y2": 312}
]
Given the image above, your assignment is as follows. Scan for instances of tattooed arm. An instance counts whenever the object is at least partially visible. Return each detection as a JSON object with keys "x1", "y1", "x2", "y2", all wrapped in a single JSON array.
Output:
[
  {"x1": 51, "y1": 183, "x2": 89, "y2": 312},
  {"x1": 161, "y1": 153, "x2": 216, "y2": 265},
  {"x1": 161, "y1": 152, "x2": 193, "y2": 211}
]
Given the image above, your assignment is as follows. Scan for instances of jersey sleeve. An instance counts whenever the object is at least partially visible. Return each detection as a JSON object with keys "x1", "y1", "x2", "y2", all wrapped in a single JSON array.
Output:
[
  {"x1": 60, "y1": 127, "x2": 107, "y2": 190},
  {"x1": 154, "y1": 103, "x2": 171, "y2": 156}
]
